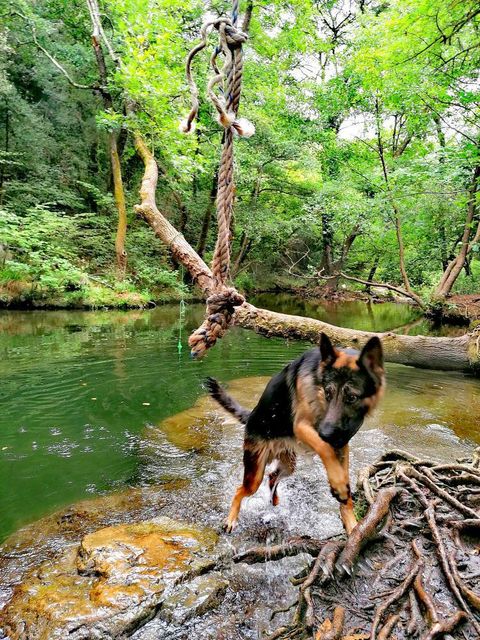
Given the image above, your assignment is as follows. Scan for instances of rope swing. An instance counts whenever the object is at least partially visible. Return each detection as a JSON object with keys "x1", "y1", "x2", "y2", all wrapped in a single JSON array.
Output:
[{"x1": 181, "y1": 0, "x2": 255, "y2": 358}]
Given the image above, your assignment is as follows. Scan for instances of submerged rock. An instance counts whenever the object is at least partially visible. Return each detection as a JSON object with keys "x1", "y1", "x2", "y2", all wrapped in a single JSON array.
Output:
[
  {"x1": 0, "y1": 517, "x2": 219, "y2": 640},
  {"x1": 153, "y1": 376, "x2": 269, "y2": 453},
  {"x1": 0, "y1": 481, "x2": 190, "y2": 611}
]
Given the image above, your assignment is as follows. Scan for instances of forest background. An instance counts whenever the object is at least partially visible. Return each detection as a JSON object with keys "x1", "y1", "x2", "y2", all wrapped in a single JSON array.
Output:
[{"x1": 0, "y1": 0, "x2": 479, "y2": 313}]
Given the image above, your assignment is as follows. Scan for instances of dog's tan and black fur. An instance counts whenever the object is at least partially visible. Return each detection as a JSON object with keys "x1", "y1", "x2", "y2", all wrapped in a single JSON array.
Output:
[{"x1": 206, "y1": 333, "x2": 385, "y2": 534}]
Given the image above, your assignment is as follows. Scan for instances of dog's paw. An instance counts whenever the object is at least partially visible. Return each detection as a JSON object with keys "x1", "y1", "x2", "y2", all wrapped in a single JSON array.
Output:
[
  {"x1": 334, "y1": 559, "x2": 353, "y2": 578},
  {"x1": 329, "y1": 482, "x2": 351, "y2": 504},
  {"x1": 222, "y1": 517, "x2": 237, "y2": 533}
]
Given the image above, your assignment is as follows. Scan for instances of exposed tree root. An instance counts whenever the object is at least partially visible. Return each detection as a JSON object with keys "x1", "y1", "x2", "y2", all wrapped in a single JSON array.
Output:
[
  {"x1": 420, "y1": 611, "x2": 467, "y2": 640},
  {"x1": 371, "y1": 548, "x2": 423, "y2": 639},
  {"x1": 336, "y1": 486, "x2": 401, "y2": 577},
  {"x1": 235, "y1": 449, "x2": 480, "y2": 639},
  {"x1": 233, "y1": 536, "x2": 325, "y2": 564}
]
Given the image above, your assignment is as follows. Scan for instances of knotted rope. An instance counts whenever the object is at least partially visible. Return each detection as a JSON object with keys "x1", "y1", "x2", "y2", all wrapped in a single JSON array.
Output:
[{"x1": 181, "y1": 1, "x2": 254, "y2": 357}]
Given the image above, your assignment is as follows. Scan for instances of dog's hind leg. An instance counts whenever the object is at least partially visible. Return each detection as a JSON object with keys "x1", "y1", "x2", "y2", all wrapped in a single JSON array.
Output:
[
  {"x1": 224, "y1": 440, "x2": 268, "y2": 533},
  {"x1": 268, "y1": 450, "x2": 296, "y2": 506}
]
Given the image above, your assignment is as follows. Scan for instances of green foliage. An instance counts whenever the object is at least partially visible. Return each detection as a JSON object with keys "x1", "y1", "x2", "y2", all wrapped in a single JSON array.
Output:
[
  {"x1": 1, "y1": 0, "x2": 479, "y2": 308},
  {"x1": 234, "y1": 271, "x2": 255, "y2": 294}
]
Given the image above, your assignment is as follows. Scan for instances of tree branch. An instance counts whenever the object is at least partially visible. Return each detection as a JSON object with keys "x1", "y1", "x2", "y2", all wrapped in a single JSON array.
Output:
[
  {"x1": 320, "y1": 271, "x2": 425, "y2": 308},
  {"x1": 12, "y1": 12, "x2": 98, "y2": 91},
  {"x1": 130, "y1": 116, "x2": 479, "y2": 374}
]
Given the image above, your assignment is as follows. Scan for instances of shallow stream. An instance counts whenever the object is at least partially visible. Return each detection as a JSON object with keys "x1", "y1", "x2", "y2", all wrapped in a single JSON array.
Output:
[
  {"x1": 0, "y1": 297, "x2": 479, "y2": 637},
  {"x1": 0, "y1": 297, "x2": 478, "y2": 543}
]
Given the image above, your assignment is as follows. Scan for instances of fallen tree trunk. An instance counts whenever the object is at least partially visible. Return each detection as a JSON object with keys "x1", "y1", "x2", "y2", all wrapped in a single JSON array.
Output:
[
  {"x1": 132, "y1": 131, "x2": 480, "y2": 375},
  {"x1": 234, "y1": 304, "x2": 479, "y2": 373}
]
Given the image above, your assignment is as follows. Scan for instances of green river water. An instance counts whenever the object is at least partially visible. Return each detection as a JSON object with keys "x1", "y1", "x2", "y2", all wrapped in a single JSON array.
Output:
[{"x1": 1, "y1": 296, "x2": 479, "y2": 543}]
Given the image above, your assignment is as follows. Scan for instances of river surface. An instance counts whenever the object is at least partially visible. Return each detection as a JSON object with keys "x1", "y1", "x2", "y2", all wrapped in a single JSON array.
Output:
[{"x1": 0, "y1": 296, "x2": 479, "y2": 544}]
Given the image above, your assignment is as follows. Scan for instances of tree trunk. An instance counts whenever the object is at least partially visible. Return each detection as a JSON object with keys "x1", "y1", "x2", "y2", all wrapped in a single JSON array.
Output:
[
  {"x1": 320, "y1": 210, "x2": 339, "y2": 290},
  {"x1": 320, "y1": 210, "x2": 334, "y2": 276},
  {"x1": 365, "y1": 255, "x2": 380, "y2": 294},
  {"x1": 109, "y1": 133, "x2": 127, "y2": 279},
  {"x1": 232, "y1": 232, "x2": 253, "y2": 276},
  {"x1": 464, "y1": 255, "x2": 473, "y2": 277},
  {"x1": 433, "y1": 114, "x2": 449, "y2": 270},
  {"x1": 322, "y1": 226, "x2": 360, "y2": 292},
  {"x1": 28, "y1": 1, "x2": 129, "y2": 279},
  {"x1": 0, "y1": 104, "x2": 9, "y2": 205},
  {"x1": 88, "y1": 8, "x2": 128, "y2": 280},
  {"x1": 132, "y1": 130, "x2": 480, "y2": 375},
  {"x1": 434, "y1": 163, "x2": 480, "y2": 298},
  {"x1": 375, "y1": 100, "x2": 413, "y2": 295},
  {"x1": 393, "y1": 205, "x2": 411, "y2": 293},
  {"x1": 234, "y1": 304, "x2": 476, "y2": 372},
  {"x1": 170, "y1": 190, "x2": 188, "y2": 235}
]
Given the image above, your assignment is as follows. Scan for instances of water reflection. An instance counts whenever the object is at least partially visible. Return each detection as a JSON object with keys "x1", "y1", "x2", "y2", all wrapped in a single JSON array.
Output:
[{"x1": 251, "y1": 293, "x2": 468, "y2": 336}]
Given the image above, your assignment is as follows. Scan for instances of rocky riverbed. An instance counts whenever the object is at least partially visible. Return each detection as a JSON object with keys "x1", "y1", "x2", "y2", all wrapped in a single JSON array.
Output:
[{"x1": 0, "y1": 377, "x2": 476, "y2": 639}]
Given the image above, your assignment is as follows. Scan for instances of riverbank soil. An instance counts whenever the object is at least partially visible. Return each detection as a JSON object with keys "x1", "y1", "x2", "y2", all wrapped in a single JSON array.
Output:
[
  {"x1": 0, "y1": 280, "x2": 188, "y2": 310},
  {"x1": 426, "y1": 294, "x2": 480, "y2": 326},
  {"x1": 447, "y1": 294, "x2": 480, "y2": 323},
  {"x1": 239, "y1": 449, "x2": 480, "y2": 640}
]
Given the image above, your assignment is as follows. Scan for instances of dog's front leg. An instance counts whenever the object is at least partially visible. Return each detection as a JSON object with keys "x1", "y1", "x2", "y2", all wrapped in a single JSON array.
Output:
[
  {"x1": 294, "y1": 420, "x2": 352, "y2": 530},
  {"x1": 336, "y1": 444, "x2": 357, "y2": 535}
]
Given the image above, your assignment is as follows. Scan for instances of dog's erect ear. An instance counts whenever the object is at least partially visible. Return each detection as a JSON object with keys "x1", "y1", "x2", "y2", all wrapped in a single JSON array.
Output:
[
  {"x1": 319, "y1": 332, "x2": 337, "y2": 365},
  {"x1": 358, "y1": 336, "x2": 384, "y2": 383}
]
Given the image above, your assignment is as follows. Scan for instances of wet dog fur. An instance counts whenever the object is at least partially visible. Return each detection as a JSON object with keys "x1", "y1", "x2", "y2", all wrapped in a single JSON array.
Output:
[{"x1": 205, "y1": 333, "x2": 385, "y2": 534}]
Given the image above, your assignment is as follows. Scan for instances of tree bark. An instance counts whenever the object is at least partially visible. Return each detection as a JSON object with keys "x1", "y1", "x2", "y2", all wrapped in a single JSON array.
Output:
[
  {"x1": 132, "y1": 131, "x2": 480, "y2": 375},
  {"x1": 375, "y1": 100, "x2": 413, "y2": 295},
  {"x1": 110, "y1": 133, "x2": 127, "y2": 279},
  {"x1": 434, "y1": 163, "x2": 480, "y2": 298}
]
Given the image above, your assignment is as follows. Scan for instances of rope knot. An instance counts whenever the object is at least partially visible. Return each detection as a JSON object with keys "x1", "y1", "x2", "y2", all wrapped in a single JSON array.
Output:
[
  {"x1": 207, "y1": 288, "x2": 245, "y2": 314},
  {"x1": 184, "y1": 0, "x2": 250, "y2": 358},
  {"x1": 181, "y1": 13, "x2": 254, "y2": 138},
  {"x1": 188, "y1": 288, "x2": 245, "y2": 358},
  {"x1": 223, "y1": 23, "x2": 248, "y2": 47}
]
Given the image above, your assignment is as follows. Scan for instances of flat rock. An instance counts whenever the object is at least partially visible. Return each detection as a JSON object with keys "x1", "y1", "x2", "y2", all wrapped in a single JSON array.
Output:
[
  {"x1": 159, "y1": 572, "x2": 229, "y2": 624},
  {"x1": 0, "y1": 481, "x2": 190, "y2": 610},
  {"x1": 0, "y1": 517, "x2": 218, "y2": 640}
]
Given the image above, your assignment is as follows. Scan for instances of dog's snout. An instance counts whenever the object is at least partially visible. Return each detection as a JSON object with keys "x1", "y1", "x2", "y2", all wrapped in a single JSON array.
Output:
[{"x1": 319, "y1": 422, "x2": 342, "y2": 446}]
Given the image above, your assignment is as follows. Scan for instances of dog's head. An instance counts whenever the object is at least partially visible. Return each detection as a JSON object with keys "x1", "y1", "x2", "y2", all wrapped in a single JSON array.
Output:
[{"x1": 317, "y1": 333, "x2": 385, "y2": 449}]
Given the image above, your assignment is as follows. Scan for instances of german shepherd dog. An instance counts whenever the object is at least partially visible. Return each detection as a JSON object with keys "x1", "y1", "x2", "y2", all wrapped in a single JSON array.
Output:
[{"x1": 205, "y1": 333, "x2": 385, "y2": 534}]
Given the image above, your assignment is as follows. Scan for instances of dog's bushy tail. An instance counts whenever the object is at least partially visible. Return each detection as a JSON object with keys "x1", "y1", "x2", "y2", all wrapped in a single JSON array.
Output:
[{"x1": 204, "y1": 377, "x2": 250, "y2": 424}]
